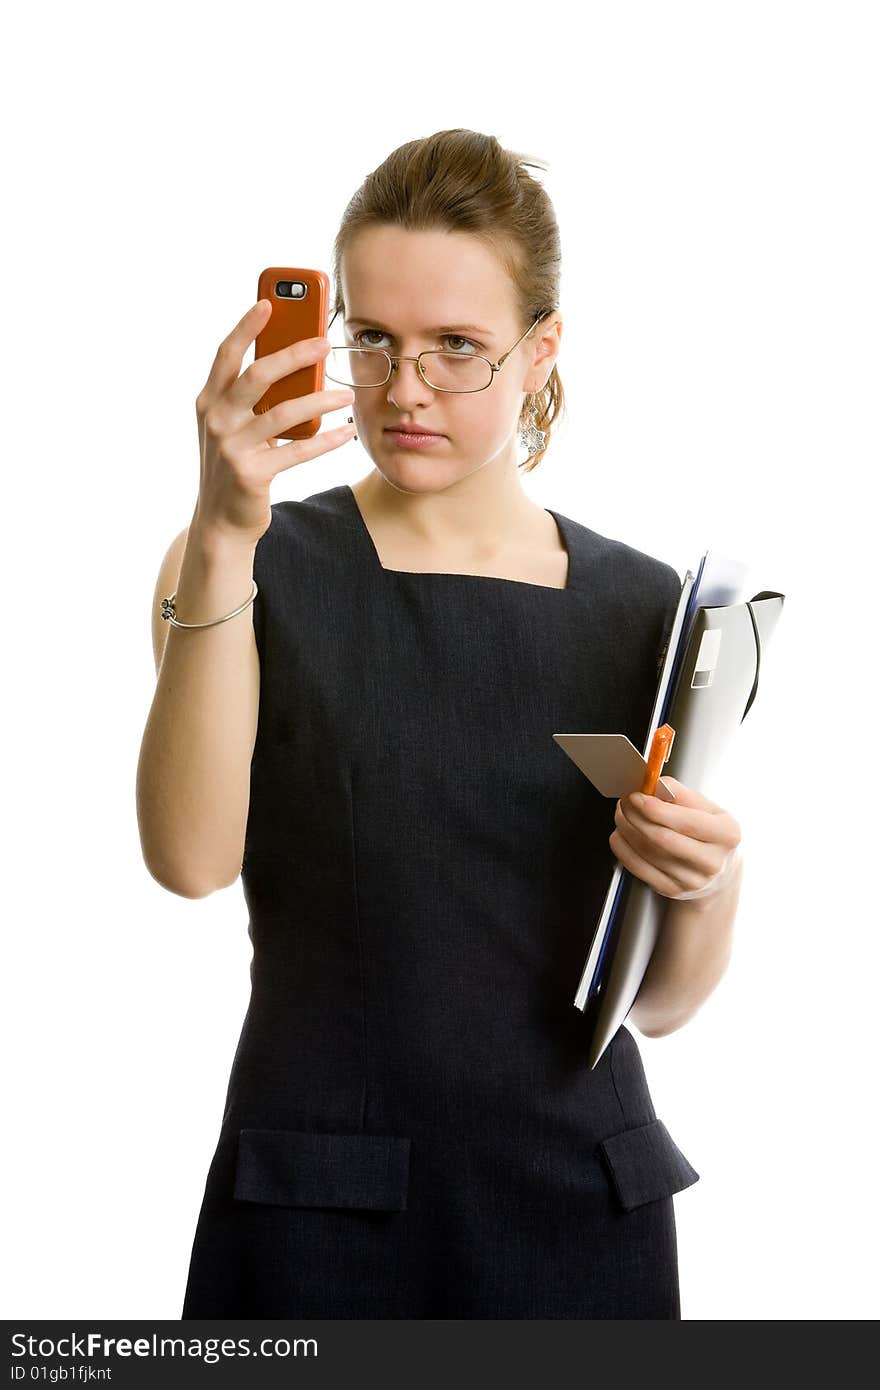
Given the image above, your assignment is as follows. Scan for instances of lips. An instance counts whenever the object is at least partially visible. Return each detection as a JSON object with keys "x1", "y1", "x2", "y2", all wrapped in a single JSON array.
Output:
[{"x1": 384, "y1": 425, "x2": 445, "y2": 437}]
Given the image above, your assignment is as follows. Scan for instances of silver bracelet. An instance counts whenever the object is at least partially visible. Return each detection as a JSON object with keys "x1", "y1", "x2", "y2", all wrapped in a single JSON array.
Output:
[{"x1": 160, "y1": 580, "x2": 258, "y2": 629}]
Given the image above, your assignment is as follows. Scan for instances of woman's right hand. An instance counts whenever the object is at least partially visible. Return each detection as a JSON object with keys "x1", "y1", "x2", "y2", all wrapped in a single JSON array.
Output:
[{"x1": 191, "y1": 299, "x2": 356, "y2": 547}]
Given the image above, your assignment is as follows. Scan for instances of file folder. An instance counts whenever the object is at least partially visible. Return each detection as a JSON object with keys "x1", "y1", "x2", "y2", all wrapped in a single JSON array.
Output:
[{"x1": 553, "y1": 549, "x2": 785, "y2": 1068}]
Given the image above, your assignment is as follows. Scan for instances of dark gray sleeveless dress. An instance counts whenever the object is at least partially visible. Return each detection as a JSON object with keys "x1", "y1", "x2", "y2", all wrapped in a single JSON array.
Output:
[{"x1": 180, "y1": 482, "x2": 700, "y2": 1320}]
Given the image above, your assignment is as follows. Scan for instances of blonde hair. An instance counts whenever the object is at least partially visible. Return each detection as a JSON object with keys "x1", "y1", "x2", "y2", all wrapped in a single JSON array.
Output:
[{"x1": 331, "y1": 128, "x2": 565, "y2": 473}]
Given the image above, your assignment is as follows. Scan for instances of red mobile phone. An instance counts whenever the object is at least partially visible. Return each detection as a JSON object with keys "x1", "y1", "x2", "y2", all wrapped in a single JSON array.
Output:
[{"x1": 254, "y1": 267, "x2": 330, "y2": 441}]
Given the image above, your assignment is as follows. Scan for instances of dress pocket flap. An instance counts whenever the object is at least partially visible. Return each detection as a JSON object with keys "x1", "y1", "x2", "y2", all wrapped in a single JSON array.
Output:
[
  {"x1": 233, "y1": 1128, "x2": 411, "y2": 1211},
  {"x1": 598, "y1": 1118, "x2": 700, "y2": 1212}
]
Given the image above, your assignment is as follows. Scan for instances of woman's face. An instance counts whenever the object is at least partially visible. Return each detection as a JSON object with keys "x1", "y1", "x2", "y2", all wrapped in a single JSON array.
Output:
[{"x1": 339, "y1": 225, "x2": 559, "y2": 495}]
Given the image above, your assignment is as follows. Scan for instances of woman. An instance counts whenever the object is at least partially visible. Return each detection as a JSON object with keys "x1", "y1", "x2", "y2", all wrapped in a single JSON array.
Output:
[{"x1": 137, "y1": 128, "x2": 743, "y2": 1319}]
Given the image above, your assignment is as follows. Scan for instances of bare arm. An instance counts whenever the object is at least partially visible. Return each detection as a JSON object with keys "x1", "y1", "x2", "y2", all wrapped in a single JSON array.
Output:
[
  {"x1": 135, "y1": 515, "x2": 260, "y2": 898},
  {"x1": 628, "y1": 854, "x2": 742, "y2": 1036},
  {"x1": 136, "y1": 297, "x2": 354, "y2": 899}
]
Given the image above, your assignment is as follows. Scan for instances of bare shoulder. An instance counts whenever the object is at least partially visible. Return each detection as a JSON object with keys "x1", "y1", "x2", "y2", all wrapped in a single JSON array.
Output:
[{"x1": 150, "y1": 526, "x2": 190, "y2": 675}]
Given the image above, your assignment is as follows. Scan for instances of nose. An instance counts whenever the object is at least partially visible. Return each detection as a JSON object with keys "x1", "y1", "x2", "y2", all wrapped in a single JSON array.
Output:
[{"x1": 385, "y1": 357, "x2": 436, "y2": 411}]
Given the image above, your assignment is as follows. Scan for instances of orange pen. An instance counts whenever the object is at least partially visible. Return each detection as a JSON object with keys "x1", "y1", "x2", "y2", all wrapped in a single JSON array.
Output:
[{"x1": 640, "y1": 723, "x2": 676, "y2": 795}]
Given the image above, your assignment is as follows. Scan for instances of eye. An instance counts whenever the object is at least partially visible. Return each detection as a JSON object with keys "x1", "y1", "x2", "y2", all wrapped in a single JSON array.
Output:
[
  {"x1": 352, "y1": 329, "x2": 481, "y2": 354},
  {"x1": 442, "y1": 335, "x2": 479, "y2": 355},
  {"x1": 351, "y1": 329, "x2": 389, "y2": 348}
]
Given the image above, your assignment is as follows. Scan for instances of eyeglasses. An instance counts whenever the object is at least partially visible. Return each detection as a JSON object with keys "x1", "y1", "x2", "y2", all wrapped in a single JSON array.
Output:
[{"x1": 323, "y1": 308, "x2": 554, "y2": 394}]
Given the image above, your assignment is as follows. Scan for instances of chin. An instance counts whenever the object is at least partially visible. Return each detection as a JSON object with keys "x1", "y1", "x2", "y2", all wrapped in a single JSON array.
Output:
[{"x1": 373, "y1": 453, "x2": 466, "y2": 494}]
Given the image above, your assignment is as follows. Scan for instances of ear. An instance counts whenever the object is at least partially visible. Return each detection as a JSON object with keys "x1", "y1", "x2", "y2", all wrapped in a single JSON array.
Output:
[{"x1": 524, "y1": 316, "x2": 562, "y2": 392}]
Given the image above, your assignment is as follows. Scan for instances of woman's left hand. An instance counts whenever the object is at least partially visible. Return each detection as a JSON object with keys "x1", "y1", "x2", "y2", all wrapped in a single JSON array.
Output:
[{"x1": 609, "y1": 777, "x2": 742, "y2": 900}]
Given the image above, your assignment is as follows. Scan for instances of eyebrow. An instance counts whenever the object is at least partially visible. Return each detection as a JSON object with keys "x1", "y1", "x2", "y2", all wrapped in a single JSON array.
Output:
[{"x1": 344, "y1": 316, "x2": 494, "y2": 339}]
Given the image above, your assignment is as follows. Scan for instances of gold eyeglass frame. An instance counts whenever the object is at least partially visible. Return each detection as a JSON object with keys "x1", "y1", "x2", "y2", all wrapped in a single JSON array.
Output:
[{"x1": 324, "y1": 307, "x2": 555, "y2": 394}]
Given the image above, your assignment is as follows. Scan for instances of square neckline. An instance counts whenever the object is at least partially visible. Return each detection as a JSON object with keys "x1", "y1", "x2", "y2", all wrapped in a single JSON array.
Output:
[{"x1": 341, "y1": 483, "x2": 575, "y2": 593}]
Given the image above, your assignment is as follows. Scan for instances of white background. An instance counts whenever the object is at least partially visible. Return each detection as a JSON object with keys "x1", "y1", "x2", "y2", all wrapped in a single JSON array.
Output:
[{"x1": 3, "y1": 0, "x2": 876, "y2": 1321}]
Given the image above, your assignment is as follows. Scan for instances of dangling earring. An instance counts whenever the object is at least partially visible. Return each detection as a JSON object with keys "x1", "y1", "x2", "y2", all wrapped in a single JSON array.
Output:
[
  {"x1": 346, "y1": 415, "x2": 358, "y2": 441},
  {"x1": 518, "y1": 398, "x2": 546, "y2": 456}
]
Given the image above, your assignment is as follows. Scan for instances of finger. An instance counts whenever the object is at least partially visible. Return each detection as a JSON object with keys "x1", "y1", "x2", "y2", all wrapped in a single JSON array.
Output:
[
  {"x1": 199, "y1": 299, "x2": 271, "y2": 402},
  {"x1": 230, "y1": 334, "x2": 333, "y2": 415},
  {"x1": 614, "y1": 798, "x2": 722, "y2": 881},
  {"x1": 265, "y1": 420, "x2": 358, "y2": 476},
  {"x1": 609, "y1": 828, "x2": 700, "y2": 896},
  {"x1": 237, "y1": 387, "x2": 355, "y2": 452},
  {"x1": 657, "y1": 776, "x2": 723, "y2": 813},
  {"x1": 618, "y1": 793, "x2": 738, "y2": 865},
  {"x1": 620, "y1": 789, "x2": 733, "y2": 846}
]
